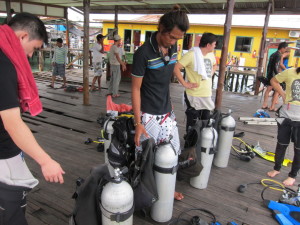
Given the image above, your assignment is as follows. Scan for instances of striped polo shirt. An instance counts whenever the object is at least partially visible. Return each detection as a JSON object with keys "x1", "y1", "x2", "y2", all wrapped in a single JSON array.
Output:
[
  {"x1": 52, "y1": 46, "x2": 68, "y2": 64},
  {"x1": 131, "y1": 32, "x2": 177, "y2": 115}
]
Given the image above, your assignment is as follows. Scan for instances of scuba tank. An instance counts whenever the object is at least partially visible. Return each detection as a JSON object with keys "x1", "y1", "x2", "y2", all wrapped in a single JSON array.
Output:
[
  {"x1": 151, "y1": 142, "x2": 179, "y2": 222},
  {"x1": 103, "y1": 118, "x2": 115, "y2": 176},
  {"x1": 103, "y1": 118, "x2": 115, "y2": 164},
  {"x1": 190, "y1": 119, "x2": 218, "y2": 189},
  {"x1": 214, "y1": 109, "x2": 236, "y2": 168},
  {"x1": 101, "y1": 167, "x2": 134, "y2": 225}
]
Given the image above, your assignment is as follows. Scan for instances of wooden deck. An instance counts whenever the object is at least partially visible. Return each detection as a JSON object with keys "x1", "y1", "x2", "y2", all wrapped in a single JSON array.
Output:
[{"x1": 24, "y1": 69, "x2": 295, "y2": 225}]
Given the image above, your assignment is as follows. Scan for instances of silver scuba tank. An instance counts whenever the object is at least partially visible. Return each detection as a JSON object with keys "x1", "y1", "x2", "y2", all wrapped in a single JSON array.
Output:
[
  {"x1": 103, "y1": 118, "x2": 115, "y2": 176},
  {"x1": 190, "y1": 119, "x2": 218, "y2": 189},
  {"x1": 151, "y1": 142, "x2": 178, "y2": 223},
  {"x1": 214, "y1": 109, "x2": 236, "y2": 168},
  {"x1": 103, "y1": 119, "x2": 115, "y2": 164},
  {"x1": 101, "y1": 168, "x2": 134, "y2": 225}
]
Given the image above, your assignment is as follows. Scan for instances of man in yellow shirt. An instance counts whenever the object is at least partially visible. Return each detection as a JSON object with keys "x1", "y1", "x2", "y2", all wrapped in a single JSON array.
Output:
[
  {"x1": 174, "y1": 32, "x2": 217, "y2": 132},
  {"x1": 267, "y1": 67, "x2": 300, "y2": 186}
]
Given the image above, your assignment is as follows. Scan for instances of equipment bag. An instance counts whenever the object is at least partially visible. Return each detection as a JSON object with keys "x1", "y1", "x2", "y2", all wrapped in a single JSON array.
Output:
[
  {"x1": 107, "y1": 116, "x2": 135, "y2": 169},
  {"x1": 129, "y1": 138, "x2": 158, "y2": 212},
  {"x1": 70, "y1": 164, "x2": 110, "y2": 225}
]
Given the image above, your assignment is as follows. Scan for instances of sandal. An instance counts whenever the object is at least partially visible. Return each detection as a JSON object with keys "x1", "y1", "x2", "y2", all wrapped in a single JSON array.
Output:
[{"x1": 47, "y1": 84, "x2": 54, "y2": 88}]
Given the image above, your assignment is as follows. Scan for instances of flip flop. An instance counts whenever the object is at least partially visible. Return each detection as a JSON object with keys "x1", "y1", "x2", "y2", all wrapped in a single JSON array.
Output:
[{"x1": 261, "y1": 106, "x2": 269, "y2": 110}]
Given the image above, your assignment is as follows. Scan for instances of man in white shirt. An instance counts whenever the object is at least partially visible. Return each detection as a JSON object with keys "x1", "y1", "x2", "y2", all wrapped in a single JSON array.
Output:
[
  {"x1": 90, "y1": 34, "x2": 105, "y2": 91},
  {"x1": 108, "y1": 34, "x2": 126, "y2": 97}
]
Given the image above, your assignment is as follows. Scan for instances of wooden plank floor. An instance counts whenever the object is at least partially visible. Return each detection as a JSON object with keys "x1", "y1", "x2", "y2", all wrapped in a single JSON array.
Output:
[{"x1": 23, "y1": 69, "x2": 295, "y2": 225}]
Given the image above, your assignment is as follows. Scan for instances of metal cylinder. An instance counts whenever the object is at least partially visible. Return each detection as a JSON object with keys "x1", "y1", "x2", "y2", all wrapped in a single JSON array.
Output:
[
  {"x1": 214, "y1": 111, "x2": 236, "y2": 168},
  {"x1": 151, "y1": 143, "x2": 178, "y2": 222},
  {"x1": 190, "y1": 124, "x2": 218, "y2": 189},
  {"x1": 103, "y1": 119, "x2": 114, "y2": 163},
  {"x1": 101, "y1": 172, "x2": 134, "y2": 225}
]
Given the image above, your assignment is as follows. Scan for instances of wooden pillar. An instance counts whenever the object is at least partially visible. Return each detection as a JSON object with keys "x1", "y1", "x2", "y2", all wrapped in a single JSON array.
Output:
[
  {"x1": 215, "y1": 0, "x2": 235, "y2": 110},
  {"x1": 83, "y1": 0, "x2": 90, "y2": 105},
  {"x1": 5, "y1": 0, "x2": 12, "y2": 23},
  {"x1": 64, "y1": 7, "x2": 70, "y2": 49},
  {"x1": 114, "y1": 6, "x2": 118, "y2": 35},
  {"x1": 254, "y1": 1, "x2": 272, "y2": 95}
]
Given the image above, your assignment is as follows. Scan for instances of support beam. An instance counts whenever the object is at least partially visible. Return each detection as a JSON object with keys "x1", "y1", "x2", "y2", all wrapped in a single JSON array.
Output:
[
  {"x1": 64, "y1": 8, "x2": 70, "y2": 48},
  {"x1": 215, "y1": 0, "x2": 235, "y2": 110},
  {"x1": 5, "y1": 0, "x2": 12, "y2": 23},
  {"x1": 83, "y1": 0, "x2": 90, "y2": 105},
  {"x1": 114, "y1": 5, "x2": 118, "y2": 35},
  {"x1": 254, "y1": 1, "x2": 272, "y2": 95}
]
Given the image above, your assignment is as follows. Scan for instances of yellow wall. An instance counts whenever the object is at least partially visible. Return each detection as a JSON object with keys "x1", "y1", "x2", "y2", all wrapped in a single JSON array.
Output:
[{"x1": 103, "y1": 22, "x2": 299, "y2": 68}]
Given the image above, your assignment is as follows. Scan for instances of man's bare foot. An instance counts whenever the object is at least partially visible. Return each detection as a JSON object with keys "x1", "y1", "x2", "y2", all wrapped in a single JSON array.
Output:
[
  {"x1": 267, "y1": 170, "x2": 280, "y2": 177},
  {"x1": 283, "y1": 177, "x2": 295, "y2": 186},
  {"x1": 174, "y1": 192, "x2": 184, "y2": 201}
]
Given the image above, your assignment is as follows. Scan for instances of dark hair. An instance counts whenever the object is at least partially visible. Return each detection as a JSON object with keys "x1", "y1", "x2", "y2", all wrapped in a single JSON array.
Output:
[
  {"x1": 199, "y1": 32, "x2": 217, "y2": 48},
  {"x1": 8, "y1": 12, "x2": 48, "y2": 44},
  {"x1": 56, "y1": 38, "x2": 63, "y2": 43},
  {"x1": 96, "y1": 34, "x2": 105, "y2": 41},
  {"x1": 158, "y1": 5, "x2": 189, "y2": 33},
  {"x1": 297, "y1": 67, "x2": 300, "y2": 74},
  {"x1": 278, "y1": 42, "x2": 288, "y2": 50}
]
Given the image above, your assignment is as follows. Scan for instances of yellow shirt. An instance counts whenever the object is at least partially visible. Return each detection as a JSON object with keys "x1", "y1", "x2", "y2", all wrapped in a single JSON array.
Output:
[
  {"x1": 275, "y1": 68, "x2": 300, "y2": 105},
  {"x1": 179, "y1": 51, "x2": 216, "y2": 97}
]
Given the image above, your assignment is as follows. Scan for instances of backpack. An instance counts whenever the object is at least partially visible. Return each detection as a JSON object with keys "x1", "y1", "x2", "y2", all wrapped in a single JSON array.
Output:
[
  {"x1": 70, "y1": 164, "x2": 110, "y2": 225},
  {"x1": 107, "y1": 116, "x2": 135, "y2": 169},
  {"x1": 177, "y1": 121, "x2": 204, "y2": 181},
  {"x1": 129, "y1": 138, "x2": 158, "y2": 212}
]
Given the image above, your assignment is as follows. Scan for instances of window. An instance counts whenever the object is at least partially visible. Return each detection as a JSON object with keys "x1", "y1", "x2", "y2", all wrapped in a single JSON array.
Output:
[
  {"x1": 183, "y1": 33, "x2": 193, "y2": 50},
  {"x1": 145, "y1": 31, "x2": 155, "y2": 43},
  {"x1": 234, "y1": 37, "x2": 253, "y2": 53},
  {"x1": 107, "y1": 28, "x2": 114, "y2": 40},
  {"x1": 215, "y1": 35, "x2": 224, "y2": 50}
]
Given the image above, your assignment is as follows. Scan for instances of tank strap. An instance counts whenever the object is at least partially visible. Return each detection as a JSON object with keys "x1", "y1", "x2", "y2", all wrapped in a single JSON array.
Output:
[
  {"x1": 153, "y1": 164, "x2": 179, "y2": 175},
  {"x1": 220, "y1": 126, "x2": 235, "y2": 131},
  {"x1": 100, "y1": 203, "x2": 135, "y2": 222},
  {"x1": 201, "y1": 147, "x2": 215, "y2": 155}
]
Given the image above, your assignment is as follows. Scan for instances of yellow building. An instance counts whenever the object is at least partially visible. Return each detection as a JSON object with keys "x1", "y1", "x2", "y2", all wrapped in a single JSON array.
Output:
[{"x1": 101, "y1": 15, "x2": 300, "y2": 68}]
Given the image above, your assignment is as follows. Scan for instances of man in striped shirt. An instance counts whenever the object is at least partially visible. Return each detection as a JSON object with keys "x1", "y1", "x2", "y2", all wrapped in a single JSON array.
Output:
[{"x1": 49, "y1": 38, "x2": 68, "y2": 88}]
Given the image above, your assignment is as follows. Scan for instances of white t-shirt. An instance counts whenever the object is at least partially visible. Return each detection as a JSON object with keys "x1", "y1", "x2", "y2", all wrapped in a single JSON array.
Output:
[
  {"x1": 90, "y1": 43, "x2": 103, "y2": 63},
  {"x1": 109, "y1": 45, "x2": 120, "y2": 65}
]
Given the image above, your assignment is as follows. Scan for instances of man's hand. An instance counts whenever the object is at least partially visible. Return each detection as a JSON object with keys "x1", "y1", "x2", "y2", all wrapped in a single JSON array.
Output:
[
  {"x1": 121, "y1": 63, "x2": 127, "y2": 71},
  {"x1": 41, "y1": 158, "x2": 65, "y2": 184},
  {"x1": 183, "y1": 81, "x2": 199, "y2": 89},
  {"x1": 134, "y1": 124, "x2": 149, "y2": 146}
]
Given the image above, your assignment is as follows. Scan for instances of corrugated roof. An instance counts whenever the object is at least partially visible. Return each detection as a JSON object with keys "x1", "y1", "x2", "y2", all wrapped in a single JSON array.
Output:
[
  {"x1": 1, "y1": 0, "x2": 300, "y2": 15},
  {"x1": 99, "y1": 14, "x2": 300, "y2": 30}
]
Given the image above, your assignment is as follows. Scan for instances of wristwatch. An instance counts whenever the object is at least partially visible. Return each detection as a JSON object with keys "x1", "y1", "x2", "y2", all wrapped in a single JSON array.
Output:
[{"x1": 134, "y1": 121, "x2": 142, "y2": 127}]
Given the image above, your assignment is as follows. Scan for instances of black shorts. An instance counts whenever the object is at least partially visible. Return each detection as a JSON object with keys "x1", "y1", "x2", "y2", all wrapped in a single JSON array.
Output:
[{"x1": 278, "y1": 119, "x2": 300, "y2": 148}]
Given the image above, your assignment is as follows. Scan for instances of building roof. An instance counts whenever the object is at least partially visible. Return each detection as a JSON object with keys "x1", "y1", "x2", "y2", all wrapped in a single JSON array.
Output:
[
  {"x1": 99, "y1": 14, "x2": 300, "y2": 30},
  {"x1": 0, "y1": 0, "x2": 299, "y2": 16}
]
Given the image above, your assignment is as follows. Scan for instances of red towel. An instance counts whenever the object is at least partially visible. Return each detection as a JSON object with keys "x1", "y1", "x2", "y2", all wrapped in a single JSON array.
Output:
[
  {"x1": 106, "y1": 95, "x2": 132, "y2": 113},
  {"x1": 0, "y1": 25, "x2": 42, "y2": 116}
]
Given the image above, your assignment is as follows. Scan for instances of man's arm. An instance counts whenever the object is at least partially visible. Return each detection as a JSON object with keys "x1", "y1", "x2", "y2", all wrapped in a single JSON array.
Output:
[
  {"x1": 173, "y1": 62, "x2": 198, "y2": 89},
  {"x1": 0, "y1": 107, "x2": 65, "y2": 183},
  {"x1": 114, "y1": 52, "x2": 126, "y2": 71},
  {"x1": 132, "y1": 76, "x2": 149, "y2": 146}
]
